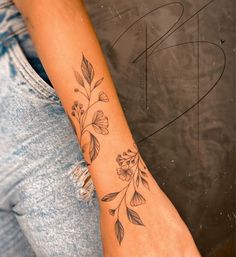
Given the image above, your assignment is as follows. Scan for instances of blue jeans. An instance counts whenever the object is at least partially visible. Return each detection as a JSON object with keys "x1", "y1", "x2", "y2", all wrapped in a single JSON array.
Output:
[{"x1": 0, "y1": 1, "x2": 102, "y2": 256}]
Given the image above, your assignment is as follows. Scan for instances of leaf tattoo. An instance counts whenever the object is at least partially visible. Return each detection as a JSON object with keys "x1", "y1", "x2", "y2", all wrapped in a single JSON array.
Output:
[
  {"x1": 70, "y1": 54, "x2": 108, "y2": 164},
  {"x1": 101, "y1": 144, "x2": 149, "y2": 244},
  {"x1": 94, "y1": 78, "x2": 104, "y2": 89},
  {"x1": 141, "y1": 177, "x2": 150, "y2": 190},
  {"x1": 126, "y1": 207, "x2": 144, "y2": 226},
  {"x1": 115, "y1": 219, "x2": 124, "y2": 245},
  {"x1": 74, "y1": 69, "x2": 85, "y2": 87},
  {"x1": 81, "y1": 54, "x2": 94, "y2": 84},
  {"x1": 101, "y1": 192, "x2": 119, "y2": 202},
  {"x1": 89, "y1": 132, "x2": 100, "y2": 162}
]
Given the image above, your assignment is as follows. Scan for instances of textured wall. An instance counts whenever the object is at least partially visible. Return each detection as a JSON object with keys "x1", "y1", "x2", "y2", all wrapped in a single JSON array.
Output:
[{"x1": 84, "y1": 0, "x2": 235, "y2": 256}]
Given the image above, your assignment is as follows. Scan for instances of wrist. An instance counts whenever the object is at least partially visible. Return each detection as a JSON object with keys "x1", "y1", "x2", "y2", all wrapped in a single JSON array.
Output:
[{"x1": 88, "y1": 142, "x2": 152, "y2": 199}]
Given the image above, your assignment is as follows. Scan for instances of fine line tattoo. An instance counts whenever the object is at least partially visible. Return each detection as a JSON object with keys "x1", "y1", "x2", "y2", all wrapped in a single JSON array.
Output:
[
  {"x1": 69, "y1": 53, "x2": 109, "y2": 164},
  {"x1": 68, "y1": 54, "x2": 150, "y2": 245},
  {"x1": 101, "y1": 144, "x2": 150, "y2": 244}
]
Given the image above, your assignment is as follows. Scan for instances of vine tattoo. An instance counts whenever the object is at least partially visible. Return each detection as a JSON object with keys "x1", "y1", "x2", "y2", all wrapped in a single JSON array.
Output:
[
  {"x1": 69, "y1": 54, "x2": 109, "y2": 164},
  {"x1": 69, "y1": 54, "x2": 149, "y2": 245},
  {"x1": 101, "y1": 144, "x2": 150, "y2": 244}
]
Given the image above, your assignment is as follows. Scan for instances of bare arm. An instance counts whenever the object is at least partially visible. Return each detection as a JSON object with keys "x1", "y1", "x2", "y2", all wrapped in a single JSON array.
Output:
[{"x1": 13, "y1": 1, "x2": 201, "y2": 256}]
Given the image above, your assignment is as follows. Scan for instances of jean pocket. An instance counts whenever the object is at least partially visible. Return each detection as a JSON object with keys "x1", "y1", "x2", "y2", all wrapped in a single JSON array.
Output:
[{"x1": 7, "y1": 35, "x2": 61, "y2": 104}]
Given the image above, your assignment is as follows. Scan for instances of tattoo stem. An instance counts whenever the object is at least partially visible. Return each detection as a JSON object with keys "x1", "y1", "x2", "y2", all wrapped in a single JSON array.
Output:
[
  {"x1": 76, "y1": 89, "x2": 88, "y2": 99},
  {"x1": 87, "y1": 100, "x2": 99, "y2": 111},
  {"x1": 82, "y1": 87, "x2": 91, "y2": 130},
  {"x1": 115, "y1": 169, "x2": 137, "y2": 218}
]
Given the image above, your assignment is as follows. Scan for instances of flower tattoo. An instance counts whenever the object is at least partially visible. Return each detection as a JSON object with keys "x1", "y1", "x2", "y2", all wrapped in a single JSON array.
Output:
[
  {"x1": 69, "y1": 54, "x2": 109, "y2": 164},
  {"x1": 101, "y1": 144, "x2": 150, "y2": 244},
  {"x1": 68, "y1": 53, "x2": 149, "y2": 246}
]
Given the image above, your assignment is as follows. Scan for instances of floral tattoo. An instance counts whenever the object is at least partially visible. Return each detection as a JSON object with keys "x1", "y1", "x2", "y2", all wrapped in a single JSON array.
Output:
[
  {"x1": 69, "y1": 54, "x2": 109, "y2": 164},
  {"x1": 101, "y1": 144, "x2": 150, "y2": 244},
  {"x1": 69, "y1": 54, "x2": 149, "y2": 245}
]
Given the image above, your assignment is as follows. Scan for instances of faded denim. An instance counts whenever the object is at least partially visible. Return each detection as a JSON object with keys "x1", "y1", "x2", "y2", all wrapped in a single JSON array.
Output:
[{"x1": 0, "y1": 1, "x2": 102, "y2": 256}]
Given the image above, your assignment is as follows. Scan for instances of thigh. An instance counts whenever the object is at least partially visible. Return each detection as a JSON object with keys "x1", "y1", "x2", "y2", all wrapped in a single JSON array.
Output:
[
  {"x1": 0, "y1": 7, "x2": 102, "y2": 256},
  {"x1": 0, "y1": 211, "x2": 36, "y2": 257},
  {"x1": 0, "y1": 3, "x2": 36, "y2": 256},
  {"x1": 0, "y1": 47, "x2": 103, "y2": 256},
  {"x1": 12, "y1": 162, "x2": 102, "y2": 257}
]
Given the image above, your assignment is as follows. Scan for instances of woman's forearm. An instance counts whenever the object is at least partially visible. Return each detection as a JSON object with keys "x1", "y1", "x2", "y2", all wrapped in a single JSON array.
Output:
[
  {"x1": 12, "y1": 2, "x2": 203, "y2": 256},
  {"x1": 15, "y1": 1, "x2": 134, "y2": 180},
  {"x1": 13, "y1": 0, "x2": 157, "y2": 243}
]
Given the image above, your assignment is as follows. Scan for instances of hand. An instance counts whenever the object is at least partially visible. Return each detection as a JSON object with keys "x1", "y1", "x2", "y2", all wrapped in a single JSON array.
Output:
[{"x1": 99, "y1": 173, "x2": 201, "y2": 257}]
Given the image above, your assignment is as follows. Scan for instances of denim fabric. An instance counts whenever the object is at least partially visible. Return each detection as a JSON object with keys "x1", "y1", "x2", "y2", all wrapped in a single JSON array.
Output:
[
  {"x1": 0, "y1": 1, "x2": 102, "y2": 256},
  {"x1": 11, "y1": 25, "x2": 53, "y2": 86},
  {"x1": 25, "y1": 56, "x2": 53, "y2": 86}
]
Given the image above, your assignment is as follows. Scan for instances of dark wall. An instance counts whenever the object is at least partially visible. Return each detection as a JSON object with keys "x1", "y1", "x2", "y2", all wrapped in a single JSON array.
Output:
[{"x1": 84, "y1": 0, "x2": 235, "y2": 256}]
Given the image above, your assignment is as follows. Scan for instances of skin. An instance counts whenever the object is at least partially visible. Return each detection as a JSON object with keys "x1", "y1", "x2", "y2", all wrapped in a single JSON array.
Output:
[{"x1": 12, "y1": 0, "x2": 202, "y2": 256}]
